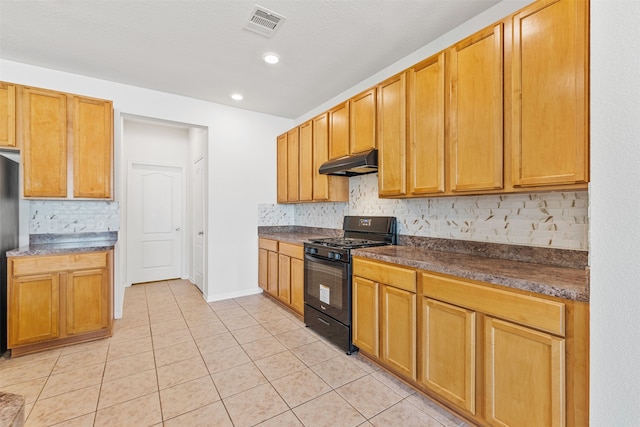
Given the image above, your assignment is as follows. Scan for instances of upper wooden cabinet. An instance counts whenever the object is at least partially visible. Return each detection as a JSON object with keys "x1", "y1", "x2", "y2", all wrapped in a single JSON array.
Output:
[
  {"x1": 510, "y1": 0, "x2": 589, "y2": 188},
  {"x1": 378, "y1": 72, "x2": 407, "y2": 197},
  {"x1": 72, "y1": 96, "x2": 113, "y2": 198},
  {"x1": 276, "y1": 133, "x2": 288, "y2": 203},
  {"x1": 329, "y1": 88, "x2": 377, "y2": 161},
  {"x1": 448, "y1": 23, "x2": 504, "y2": 193},
  {"x1": 0, "y1": 82, "x2": 17, "y2": 148},
  {"x1": 22, "y1": 87, "x2": 69, "y2": 198},
  {"x1": 408, "y1": 53, "x2": 446, "y2": 196},
  {"x1": 15, "y1": 83, "x2": 114, "y2": 199},
  {"x1": 277, "y1": 116, "x2": 348, "y2": 204},
  {"x1": 350, "y1": 88, "x2": 377, "y2": 154},
  {"x1": 329, "y1": 101, "x2": 350, "y2": 160},
  {"x1": 298, "y1": 120, "x2": 314, "y2": 202}
]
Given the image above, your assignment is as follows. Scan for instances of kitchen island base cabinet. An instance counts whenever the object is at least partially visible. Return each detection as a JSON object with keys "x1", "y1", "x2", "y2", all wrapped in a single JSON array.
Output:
[{"x1": 8, "y1": 251, "x2": 113, "y2": 357}]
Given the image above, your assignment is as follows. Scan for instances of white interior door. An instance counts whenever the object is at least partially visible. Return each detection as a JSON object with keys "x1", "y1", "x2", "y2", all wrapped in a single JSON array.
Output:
[
  {"x1": 128, "y1": 162, "x2": 183, "y2": 284},
  {"x1": 193, "y1": 157, "x2": 205, "y2": 292}
]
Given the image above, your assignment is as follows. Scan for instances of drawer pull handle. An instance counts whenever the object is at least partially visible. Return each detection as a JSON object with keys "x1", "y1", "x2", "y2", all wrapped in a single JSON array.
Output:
[{"x1": 318, "y1": 317, "x2": 330, "y2": 326}]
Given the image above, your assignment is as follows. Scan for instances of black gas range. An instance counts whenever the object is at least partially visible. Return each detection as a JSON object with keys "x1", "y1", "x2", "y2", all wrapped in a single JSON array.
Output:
[{"x1": 303, "y1": 216, "x2": 397, "y2": 354}]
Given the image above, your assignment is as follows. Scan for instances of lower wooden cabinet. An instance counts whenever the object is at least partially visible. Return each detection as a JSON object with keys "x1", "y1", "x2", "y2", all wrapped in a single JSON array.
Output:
[
  {"x1": 258, "y1": 238, "x2": 304, "y2": 315},
  {"x1": 485, "y1": 317, "x2": 565, "y2": 427},
  {"x1": 352, "y1": 257, "x2": 417, "y2": 381},
  {"x1": 8, "y1": 250, "x2": 113, "y2": 356},
  {"x1": 419, "y1": 297, "x2": 476, "y2": 414},
  {"x1": 351, "y1": 258, "x2": 588, "y2": 427}
]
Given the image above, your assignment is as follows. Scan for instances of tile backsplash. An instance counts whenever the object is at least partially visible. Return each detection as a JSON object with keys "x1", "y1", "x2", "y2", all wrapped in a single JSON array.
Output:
[
  {"x1": 30, "y1": 201, "x2": 120, "y2": 234},
  {"x1": 259, "y1": 174, "x2": 588, "y2": 251}
]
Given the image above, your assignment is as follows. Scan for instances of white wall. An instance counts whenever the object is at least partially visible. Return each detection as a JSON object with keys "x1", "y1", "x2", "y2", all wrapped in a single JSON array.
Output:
[
  {"x1": 590, "y1": 1, "x2": 640, "y2": 423},
  {"x1": 0, "y1": 60, "x2": 293, "y2": 314}
]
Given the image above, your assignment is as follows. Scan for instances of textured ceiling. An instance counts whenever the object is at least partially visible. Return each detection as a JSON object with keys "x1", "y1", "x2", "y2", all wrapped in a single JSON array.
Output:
[{"x1": 0, "y1": 0, "x2": 501, "y2": 119}]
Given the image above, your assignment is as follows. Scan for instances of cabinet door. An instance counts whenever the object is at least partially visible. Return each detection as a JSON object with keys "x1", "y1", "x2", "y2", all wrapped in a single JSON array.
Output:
[
  {"x1": 378, "y1": 72, "x2": 407, "y2": 197},
  {"x1": 408, "y1": 53, "x2": 445, "y2": 195},
  {"x1": 287, "y1": 128, "x2": 300, "y2": 202},
  {"x1": 350, "y1": 88, "x2": 376, "y2": 154},
  {"x1": 511, "y1": 0, "x2": 588, "y2": 187},
  {"x1": 448, "y1": 24, "x2": 503, "y2": 192},
  {"x1": 0, "y1": 82, "x2": 16, "y2": 148},
  {"x1": 258, "y1": 248, "x2": 269, "y2": 290},
  {"x1": 313, "y1": 113, "x2": 331, "y2": 201},
  {"x1": 352, "y1": 276, "x2": 379, "y2": 357},
  {"x1": 380, "y1": 284, "x2": 416, "y2": 380},
  {"x1": 66, "y1": 268, "x2": 110, "y2": 335},
  {"x1": 73, "y1": 96, "x2": 113, "y2": 198},
  {"x1": 267, "y1": 251, "x2": 279, "y2": 296},
  {"x1": 22, "y1": 87, "x2": 68, "y2": 197},
  {"x1": 329, "y1": 101, "x2": 350, "y2": 160},
  {"x1": 420, "y1": 298, "x2": 476, "y2": 414},
  {"x1": 290, "y1": 257, "x2": 304, "y2": 315},
  {"x1": 276, "y1": 133, "x2": 288, "y2": 203},
  {"x1": 9, "y1": 274, "x2": 60, "y2": 347},
  {"x1": 278, "y1": 254, "x2": 291, "y2": 304},
  {"x1": 298, "y1": 120, "x2": 314, "y2": 202},
  {"x1": 485, "y1": 317, "x2": 565, "y2": 427}
]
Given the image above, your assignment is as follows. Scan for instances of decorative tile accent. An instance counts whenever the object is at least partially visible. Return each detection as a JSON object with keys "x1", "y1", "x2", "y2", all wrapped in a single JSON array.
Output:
[
  {"x1": 259, "y1": 173, "x2": 589, "y2": 251},
  {"x1": 30, "y1": 201, "x2": 120, "y2": 234}
]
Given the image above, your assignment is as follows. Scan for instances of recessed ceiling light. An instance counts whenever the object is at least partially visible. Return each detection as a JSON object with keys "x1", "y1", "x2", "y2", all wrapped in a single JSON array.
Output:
[
  {"x1": 262, "y1": 52, "x2": 280, "y2": 65},
  {"x1": 231, "y1": 93, "x2": 243, "y2": 101}
]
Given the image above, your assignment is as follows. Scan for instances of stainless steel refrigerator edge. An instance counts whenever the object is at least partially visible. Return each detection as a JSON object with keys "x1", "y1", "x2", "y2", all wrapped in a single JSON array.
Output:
[{"x1": 0, "y1": 153, "x2": 19, "y2": 354}]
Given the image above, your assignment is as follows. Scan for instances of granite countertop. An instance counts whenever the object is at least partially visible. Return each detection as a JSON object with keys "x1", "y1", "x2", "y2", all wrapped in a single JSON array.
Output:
[
  {"x1": 0, "y1": 392, "x2": 25, "y2": 427},
  {"x1": 258, "y1": 227, "x2": 589, "y2": 302},
  {"x1": 6, "y1": 232, "x2": 118, "y2": 257},
  {"x1": 351, "y1": 245, "x2": 589, "y2": 302}
]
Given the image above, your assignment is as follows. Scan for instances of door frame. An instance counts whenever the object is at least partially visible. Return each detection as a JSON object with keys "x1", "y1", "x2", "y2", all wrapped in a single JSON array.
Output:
[{"x1": 125, "y1": 160, "x2": 187, "y2": 286}]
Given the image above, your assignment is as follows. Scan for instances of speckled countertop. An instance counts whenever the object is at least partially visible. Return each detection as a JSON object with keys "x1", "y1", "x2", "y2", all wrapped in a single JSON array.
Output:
[
  {"x1": 0, "y1": 392, "x2": 25, "y2": 427},
  {"x1": 6, "y1": 232, "x2": 117, "y2": 257},
  {"x1": 258, "y1": 227, "x2": 589, "y2": 302},
  {"x1": 352, "y1": 245, "x2": 589, "y2": 302}
]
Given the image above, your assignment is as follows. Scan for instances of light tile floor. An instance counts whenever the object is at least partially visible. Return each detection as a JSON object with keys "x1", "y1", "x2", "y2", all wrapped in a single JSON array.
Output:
[{"x1": 0, "y1": 279, "x2": 470, "y2": 427}]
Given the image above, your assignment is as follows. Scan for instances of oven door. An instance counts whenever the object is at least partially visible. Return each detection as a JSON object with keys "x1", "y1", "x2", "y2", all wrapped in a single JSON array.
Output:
[{"x1": 304, "y1": 254, "x2": 351, "y2": 325}]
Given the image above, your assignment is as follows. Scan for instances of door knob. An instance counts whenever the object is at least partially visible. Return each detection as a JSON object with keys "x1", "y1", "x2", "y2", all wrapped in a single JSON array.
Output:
[
  {"x1": 176, "y1": 227, "x2": 181, "y2": 231},
  {"x1": 198, "y1": 231, "x2": 204, "y2": 236}
]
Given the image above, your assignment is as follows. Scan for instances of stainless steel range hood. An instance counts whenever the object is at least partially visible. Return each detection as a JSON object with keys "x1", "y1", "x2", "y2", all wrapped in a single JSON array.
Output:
[{"x1": 318, "y1": 149, "x2": 378, "y2": 176}]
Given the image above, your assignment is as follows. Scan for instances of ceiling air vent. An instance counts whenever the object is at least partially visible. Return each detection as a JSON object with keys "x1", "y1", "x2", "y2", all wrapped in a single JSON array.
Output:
[{"x1": 243, "y1": 5, "x2": 286, "y2": 38}]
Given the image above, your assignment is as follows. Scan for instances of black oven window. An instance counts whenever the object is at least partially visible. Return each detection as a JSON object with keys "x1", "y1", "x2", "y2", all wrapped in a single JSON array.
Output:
[{"x1": 306, "y1": 261, "x2": 344, "y2": 310}]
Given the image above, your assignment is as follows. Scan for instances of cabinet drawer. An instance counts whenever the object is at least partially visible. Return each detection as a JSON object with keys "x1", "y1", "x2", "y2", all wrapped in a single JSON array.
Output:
[
  {"x1": 258, "y1": 238, "x2": 278, "y2": 252},
  {"x1": 11, "y1": 252, "x2": 109, "y2": 276},
  {"x1": 421, "y1": 272, "x2": 565, "y2": 336},
  {"x1": 353, "y1": 257, "x2": 416, "y2": 292},
  {"x1": 279, "y1": 242, "x2": 303, "y2": 259}
]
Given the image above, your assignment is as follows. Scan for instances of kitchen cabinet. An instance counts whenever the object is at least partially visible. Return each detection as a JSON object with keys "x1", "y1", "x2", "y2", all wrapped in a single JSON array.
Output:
[
  {"x1": 329, "y1": 101, "x2": 350, "y2": 160},
  {"x1": 286, "y1": 128, "x2": 300, "y2": 202},
  {"x1": 510, "y1": 0, "x2": 589, "y2": 188},
  {"x1": 72, "y1": 96, "x2": 113, "y2": 198},
  {"x1": 377, "y1": 72, "x2": 407, "y2": 197},
  {"x1": 420, "y1": 297, "x2": 476, "y2": 414},
  {"x1": 485, "y1": 317, "x2": 565, "y2": 427},
  {"x1": 352, "y1": 257, "x2": 417, "y2": 380},
  {"x1": 19, "y1": 84, "x2": 113, "y2": 199},
  {"x1": 420, "y1": 270, "x2": 575, "y2": 426},
  {"x1": 447, "y1": 23, "x2": 504, "y2": 193},
  {"x1": 408, "y1": 52, "x2": 446, "y2": 195},
  {"x1": 329, "y1": 88, "x2": 376, "y2": 161},
  {"x1": 258, "y1": 238, "x2": 304, "y2": 316},
  {"x1": 312, "y1": 113, "x2": 349, "y2": 202},
  {"x1": 258, "y1": 238, "x2": 278, "y2": 297},
  {"x1": 21, "y1": 86, "x2": 68, "y2": 198},
  {"x1": 0, "y1": 82, "x2": 17, "y2": 148},
  {"x1": 350, "y1": 88, "x2": 377, "y2": 154},
  {"x1": 276, "y1": 133, "x2": 288, "y2": 203},
  {"x1": 8, "y1": 250, "x2": 113, "y2": 356},
  {"x1": 298, "y1": 120, "x2": 314, "y2": 202}
]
